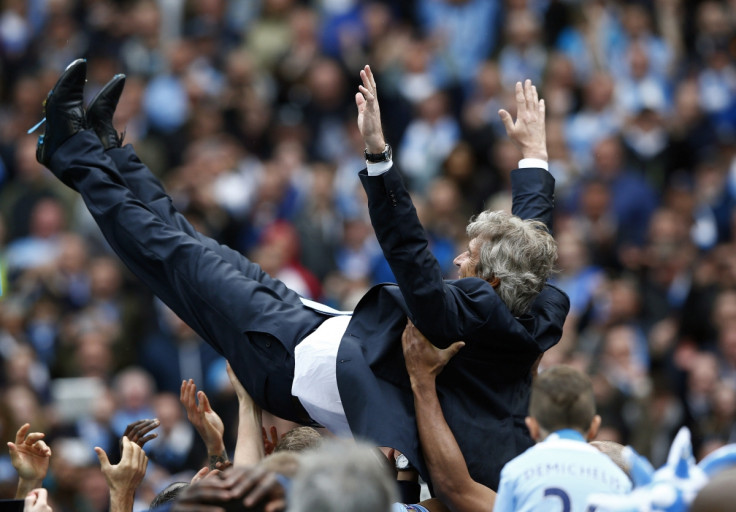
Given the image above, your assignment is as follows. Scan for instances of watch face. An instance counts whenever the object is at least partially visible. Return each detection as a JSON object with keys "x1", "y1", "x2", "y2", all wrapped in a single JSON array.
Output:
[{"x1": 395, "y1": 453, "x2": 410, "y2": 470}]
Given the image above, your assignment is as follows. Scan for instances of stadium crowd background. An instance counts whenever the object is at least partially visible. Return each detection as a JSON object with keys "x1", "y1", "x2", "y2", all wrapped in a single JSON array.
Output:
[{"x1": 1, "y1": 0, "x2": 736, "y2": 509}]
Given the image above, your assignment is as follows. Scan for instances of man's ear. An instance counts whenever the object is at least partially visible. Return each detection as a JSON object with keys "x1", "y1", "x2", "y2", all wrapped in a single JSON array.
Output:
[
  {"x1": 488, "y1": 276, "x2": 500, "y2": 288},
  {"x1": 586, "y1": 415, "x2": 602, "y2": 441},
  {"x1": 525, "y1": 417, "x2": 540, "y2": 442}
]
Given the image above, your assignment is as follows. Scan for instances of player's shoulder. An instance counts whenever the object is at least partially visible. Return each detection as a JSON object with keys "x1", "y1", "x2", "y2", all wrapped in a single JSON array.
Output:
[{"x1": 502, "y1": 438, "x2": 610, "y2": 474}]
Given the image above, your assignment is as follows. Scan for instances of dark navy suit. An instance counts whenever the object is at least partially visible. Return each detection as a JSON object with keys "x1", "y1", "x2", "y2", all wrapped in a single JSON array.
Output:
[{"x1": 50, "y1": 130, "x2": 569, "y2": 491}]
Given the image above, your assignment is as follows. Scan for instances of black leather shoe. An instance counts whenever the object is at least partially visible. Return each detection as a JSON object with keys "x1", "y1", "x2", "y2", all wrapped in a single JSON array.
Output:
[
  {"x1": 87, "y1": 74, "x2": 126, "y2": 150},
  {"x1": 35, "y1": 58, "x2": 87, "y2": 167}
]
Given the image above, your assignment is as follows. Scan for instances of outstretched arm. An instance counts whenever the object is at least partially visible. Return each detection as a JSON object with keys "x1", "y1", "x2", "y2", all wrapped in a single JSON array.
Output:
[
  {"x1": 8, "y1": 424, "x2": 52, "y2": 499},
  {"x1": 356, "y1": 66, "x2": 510, "y2": 343},
  {"x1": 499, "y1": 80, "x2": 555, "y2": 229},
  {"x1": 226, "y1": 362, "x2": 265, "y2": 466},
  {"x1": 180, "y1": 379, "x2": 229, "y2": 470},
  {"x1": 95, "y1": 437, "x2": 148, "y2": 512},
  {"x1": 402, "y1": 322, "x2": 496, "y2": 512}
]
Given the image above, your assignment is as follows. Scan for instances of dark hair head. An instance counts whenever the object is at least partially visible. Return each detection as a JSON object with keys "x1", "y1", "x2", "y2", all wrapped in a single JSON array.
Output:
[
  {"x1": 150, "y1": 482, "x2": 189, "y2": 509},
  {"x1": 529, "y1": 366, "x2": 596, "y2": 434}
]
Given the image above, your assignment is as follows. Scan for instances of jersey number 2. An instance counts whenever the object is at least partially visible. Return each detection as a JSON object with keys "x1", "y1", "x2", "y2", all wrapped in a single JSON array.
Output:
[{"x1": 544, "y1": 487, "x2": 597, "y2": 512}]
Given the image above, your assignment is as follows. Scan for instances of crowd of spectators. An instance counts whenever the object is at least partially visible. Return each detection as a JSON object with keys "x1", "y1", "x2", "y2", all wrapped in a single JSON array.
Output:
[{"x1": 2, "y1": 0, "x2": 736, "y2": 509}]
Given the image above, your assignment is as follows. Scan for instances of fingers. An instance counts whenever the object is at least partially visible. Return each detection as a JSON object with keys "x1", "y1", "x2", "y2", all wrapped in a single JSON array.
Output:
[
  {"x1": 514, "y1": 81, "x2": 525, "y2": 116},
  {"x1": 191, "y1": 466, "x2": 210, "y2": 484},
  {"x1": 355, "y1": 92, "x2": 366, "y2": 111},
  {"x1": 265, "y1": 498, "x2": 287, "y2": 512},
  {"x1": 95, "y1": 446, "x2": 111, "y2": 468},
  {"x1": 15, "y1": 423, "x2": 30, "y2": 444},
  {"x1": 364, "y1": 64, "x2": 377, "y2": 91},
  {"x1": 181, "y1": 379, "x2": 194, "y2": 408},
  {"x1": 32, "y1": 440, "x2": 51, "y2": 457},
  {"x1": 360, "y1": 67, "x2": 375, "y2": 95},
  {"x1": 198, "y1": 390, "x2": 212, "y2": 413},
  {"x1": 243, "y1": 471, "x2": 280, "y2": 508},
  {"x1": 539, "y1": 98, "x2": 545, "y2": 124},
  {"x1": 130, "y1": 419, "x2": 159, "y2": 447},
  {"x1": 24, "y1": 432, "x2": 45, "y2": 446},
  {"x1": 524, "y1": 79, "x2": 533, "y2": 115},
  {"x1": 120, "y1": 435, "x2": 132, "y2": 458},
  {"x1": 25, "y1": 488, "x2": 48, "y2": 509},
  {"x1": 137, "y1": 445, "x2": 149, "y2": 471},
  {"x1": 498, "y1": 108, "x2": 514, "y2": 133},
  {"x1": 123, "y1": 419, "x2": 144, "y2": 439},
  {"x1": 446, "y1": 341, "x2": 466, "y2": 358},
  {"x1": 225, "y1": 466, "x2": 266, "y2": 503},
  {"x1": 358, "y1": 85, "x2": 375, "y2": 102},
  {"x1": 175, "y1": 505, "x2": 226, "y2": 512}
]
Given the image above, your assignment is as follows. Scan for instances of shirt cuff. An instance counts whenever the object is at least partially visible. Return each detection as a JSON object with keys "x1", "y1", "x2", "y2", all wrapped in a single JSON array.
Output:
[
  {"x1": 366, "y1": 159, "x2": 393, "y2": 176},
  {"x1": 518, "y1": 158, "x2": 549, "y2": 171}
]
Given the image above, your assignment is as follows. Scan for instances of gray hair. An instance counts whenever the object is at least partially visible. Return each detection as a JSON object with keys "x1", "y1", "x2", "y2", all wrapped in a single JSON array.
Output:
[
  {"x1": 466, "y1": 210, "x2": 557, "y2": 316},
  {"x1": 287, "y1": 440, "x2": 397, "y2": 512}
]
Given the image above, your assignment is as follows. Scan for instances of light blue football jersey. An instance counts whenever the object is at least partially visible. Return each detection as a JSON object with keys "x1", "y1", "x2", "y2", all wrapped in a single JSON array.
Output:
[{"x1": 493, "y1": 430, "x2": 632, "y2": 512}]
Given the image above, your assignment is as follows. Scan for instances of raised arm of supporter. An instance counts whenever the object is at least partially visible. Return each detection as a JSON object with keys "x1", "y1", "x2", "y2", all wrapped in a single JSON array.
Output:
[
  {"x1": 95, "y1": 436, "x2": 148, "y2": 512},
  {"x1": 180, "y1": 379, "x2": 229, "y2": 469},
  {"x1": 401, "y1": 322, "x2": 496, "y2": 512},
  {"x1": 8, "y1": 424, "x2": 52, "y2": 499},
  {"x1": 226, "y1": 362, "x2": 265, "y2": 466}
]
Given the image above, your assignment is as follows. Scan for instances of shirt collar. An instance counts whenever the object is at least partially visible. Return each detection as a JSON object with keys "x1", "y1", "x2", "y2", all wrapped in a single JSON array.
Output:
[{"x1": 545, "y1": 429, "x2": 586, "y2": 442}]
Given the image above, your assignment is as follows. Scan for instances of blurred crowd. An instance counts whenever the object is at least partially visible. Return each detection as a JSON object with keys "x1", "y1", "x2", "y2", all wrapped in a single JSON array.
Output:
[{"x1": 2, "y1": 0, "x2": 736, "y2": 509}]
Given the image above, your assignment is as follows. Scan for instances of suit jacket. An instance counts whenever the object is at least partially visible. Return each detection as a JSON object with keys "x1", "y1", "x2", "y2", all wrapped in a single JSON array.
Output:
[
  {"x1": 335, "y1": 166, "x2": 570, "y2": 491},
  {"x1": 52, "y1": 132, "x2": 568, "y2": 492}
]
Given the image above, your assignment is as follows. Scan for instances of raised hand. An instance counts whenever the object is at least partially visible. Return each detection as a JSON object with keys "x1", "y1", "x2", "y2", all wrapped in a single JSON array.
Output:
[
  {"x1": 122, "y1": 419, "x2": 159, "y2": 449},
  {"x1": 9, "y1": 424, "x2": 52, "y2": 498},
  {"x1": 180, "y1": 379, "x2": 227, "y2": 468},
  {"x1": 355, "y1": 65, "x2": 386, "y2": 154},
  {"x1": 95, "y1": 437, "x2": 148, "y2": 512},
  {"x1": 173, "y1": 466, "x2": 286, "y2": 512},
  {"x1": 401, "y1": 320, "x2": 465, "y2": 384},
  {"x1": 498, "y1": 79, "x2": 547, "y2": 161},
  {"x1": 9, "y1": 424, "x2": 51, "y2": 482},
  {"x1": 23, "y1": 488, "x2": 53, "y2": 512}
]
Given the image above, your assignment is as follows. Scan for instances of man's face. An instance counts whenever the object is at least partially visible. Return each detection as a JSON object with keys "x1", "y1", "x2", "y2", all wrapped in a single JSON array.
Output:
[{"x1": 454, "y1": 238, "x2": 481, "y2": 278}]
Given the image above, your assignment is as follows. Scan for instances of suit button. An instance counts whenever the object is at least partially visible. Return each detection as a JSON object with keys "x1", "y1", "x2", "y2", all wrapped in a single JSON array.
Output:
[{"x1": 266, "y1": 340, "x2": 272, "y2": 348}]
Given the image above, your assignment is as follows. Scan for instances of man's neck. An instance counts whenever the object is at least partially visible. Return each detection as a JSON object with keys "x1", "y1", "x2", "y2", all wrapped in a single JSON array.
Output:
[{"x1": 539, "y1": 429, "x2": 587, "y2": 443}]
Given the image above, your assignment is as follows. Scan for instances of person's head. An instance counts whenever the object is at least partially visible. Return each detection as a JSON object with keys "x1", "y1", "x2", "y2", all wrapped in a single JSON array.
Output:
[
  {"x1": 691, "y1": 468, "x2": 736, "y2": 512},
  {"x1": 590, "y1": 440, "x2": 630, "y2": 480},
  {"x1": 526, "y1": 366, "x2": 600, "y2": 441},
  {"x1": 259, "y1": 451, "x2": 302, "y2": 478},
  {"x1": 274, "y1": 426, "x2": 323, "y2": 453},
  {"x1": 455, "y1": 210, "x2": 556, "y2": 316},
  {"x1": 150, "y1": 481, "x2": 189, "y2": 509},
  {"x1": 287, "y1": 440, "x2": 397, "y2": 512}
]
